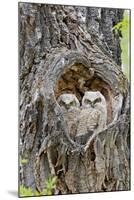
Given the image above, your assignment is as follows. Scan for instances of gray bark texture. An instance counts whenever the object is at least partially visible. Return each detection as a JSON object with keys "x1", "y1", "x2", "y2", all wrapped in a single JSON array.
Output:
[{"x1": 19, "y1": 2, "x2": 130, "y2": 195}]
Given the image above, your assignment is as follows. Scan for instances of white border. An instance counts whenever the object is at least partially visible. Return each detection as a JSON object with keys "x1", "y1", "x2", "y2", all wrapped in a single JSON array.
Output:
[{"x1": 0, "y1": 0, "x2": 133, "y2": 199}]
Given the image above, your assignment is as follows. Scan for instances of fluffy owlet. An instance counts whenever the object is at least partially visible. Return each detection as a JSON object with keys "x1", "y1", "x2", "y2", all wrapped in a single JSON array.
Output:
[
  {"x1": 76, "y1": 91, "x2": 107, "y2": 139},
  {"x1": 57, "y1": 94, "x2": 80, "y2": 139}
]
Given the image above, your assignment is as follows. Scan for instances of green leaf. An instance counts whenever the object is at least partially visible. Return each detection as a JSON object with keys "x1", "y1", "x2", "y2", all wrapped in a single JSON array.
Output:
[
  {"x1": 19, "y1": 176, "x2": 57, "y2": 197},
  {"x1": 20, "y1": 185, "x2": 34, "y2": 197},
  {"x1": 20, "y1": 158, "x2": 28, "y2": 164},
  {"x1": 113, "y1": 10, "x2": 130, "y2": 80}
]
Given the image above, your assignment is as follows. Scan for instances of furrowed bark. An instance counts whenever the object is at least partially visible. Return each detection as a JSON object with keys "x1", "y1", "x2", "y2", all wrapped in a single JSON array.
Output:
[{"x1": 19, "y1": 3, "x2": 130, "y2": 194}]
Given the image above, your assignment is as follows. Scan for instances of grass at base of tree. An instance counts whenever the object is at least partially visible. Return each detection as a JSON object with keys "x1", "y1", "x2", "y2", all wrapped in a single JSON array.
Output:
[{"x1": 19, "y1": 176, "x2": 57, "y2": 197}]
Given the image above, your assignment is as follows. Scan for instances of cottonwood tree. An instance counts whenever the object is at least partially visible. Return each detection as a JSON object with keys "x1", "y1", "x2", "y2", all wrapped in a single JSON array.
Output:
[{"x1": 19, "y1": 3, "x2": 130, "y2": 194}]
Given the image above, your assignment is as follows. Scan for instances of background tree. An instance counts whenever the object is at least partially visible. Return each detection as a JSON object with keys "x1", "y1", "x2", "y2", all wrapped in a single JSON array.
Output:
[{"x1": 19, "y1": 3, "x2": 130, "y2": 196}]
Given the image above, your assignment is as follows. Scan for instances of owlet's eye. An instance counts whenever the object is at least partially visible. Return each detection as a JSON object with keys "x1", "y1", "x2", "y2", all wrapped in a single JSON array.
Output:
[
  {"x1": 94, "y1": 97, "x2": 101, "y2": 104},
  {"x1": 69, "y1": 101, "x2": 76, "y2": 106},
  {"x1": 85, "y1": 99, "x2": 92, "y2": 104},
  {"x1": 60, "y1": 101, "x2": 66, "y2": 107}
]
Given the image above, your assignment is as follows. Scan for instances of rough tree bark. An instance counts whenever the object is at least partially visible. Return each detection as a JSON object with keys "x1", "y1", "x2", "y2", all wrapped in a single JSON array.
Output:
[{"x1": 19, "y1": 3, "x2": 130, "y2": 195}]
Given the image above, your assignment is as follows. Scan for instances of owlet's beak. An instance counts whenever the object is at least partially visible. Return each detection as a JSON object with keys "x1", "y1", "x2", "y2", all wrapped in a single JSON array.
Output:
[{"x1": 91, "y1": 102, "x2": 94, "y2": 108}]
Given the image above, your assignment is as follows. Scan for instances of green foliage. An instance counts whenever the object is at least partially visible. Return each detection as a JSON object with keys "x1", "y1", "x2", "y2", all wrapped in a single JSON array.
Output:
[
  {"x1": 20, "y1": 158, "x2": 28, "y2": 165},
  {"x1": 20, "y1": 185, "x2": 34, "y2": 197},
  {"x1": 113, "y1": 10, "x2": 130, "y2": 80},
  {"x1": 113, "y1": 15, "x2": 129, "y2": 32},
  {"x1": 42, "y1": 176, "x2": 57, "y2": 196},
  {"x1": 19, "y1": 176, "x2": 57, "y2": 197}
]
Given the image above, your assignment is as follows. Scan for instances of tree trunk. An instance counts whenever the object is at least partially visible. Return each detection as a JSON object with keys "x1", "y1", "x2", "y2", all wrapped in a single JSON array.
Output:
[{"x1": 19, "y1": 3, "x2": 130, "y2": 195}]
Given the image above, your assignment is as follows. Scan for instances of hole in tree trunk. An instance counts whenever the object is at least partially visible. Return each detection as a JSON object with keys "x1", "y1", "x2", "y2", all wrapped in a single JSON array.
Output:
[{"x1": 54, "y1": 63, "x2": 113, "y2": 123}]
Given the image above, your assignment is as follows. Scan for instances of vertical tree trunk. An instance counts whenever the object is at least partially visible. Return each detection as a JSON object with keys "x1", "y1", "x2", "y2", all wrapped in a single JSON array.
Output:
[{"x1": 19, "y1": 2, "x2": 130, "y2": 195}]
